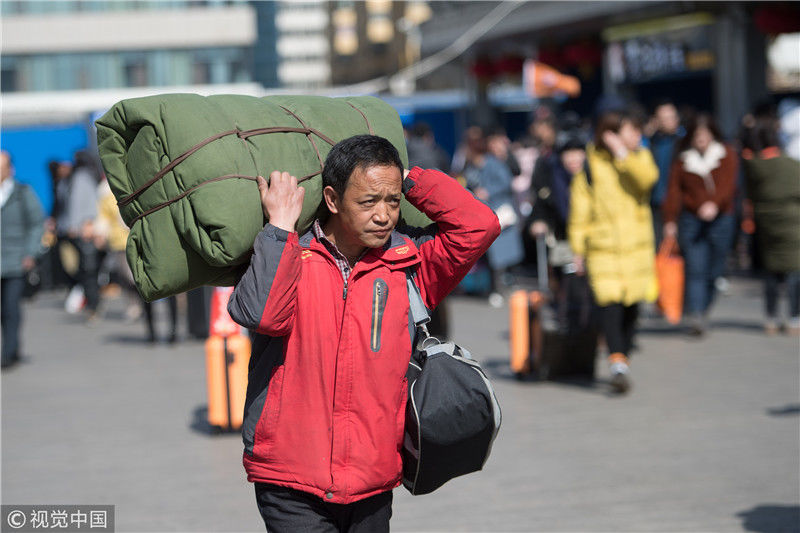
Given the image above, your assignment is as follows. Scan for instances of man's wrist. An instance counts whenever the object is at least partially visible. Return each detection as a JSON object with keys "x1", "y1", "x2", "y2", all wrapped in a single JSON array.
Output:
[
  {"x1": 402, "y1": 166, "x2": 423, "y2": 194},
  {"x1": 269, "y1": 219, "x2": 296, "y2": 233}
]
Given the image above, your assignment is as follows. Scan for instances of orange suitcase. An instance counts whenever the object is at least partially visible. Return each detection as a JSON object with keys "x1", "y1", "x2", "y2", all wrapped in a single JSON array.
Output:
[
  {"x1": 205, "y1": 333, "x2": 250, "y2": 431},
  {"x1": 509, "y1": 235, "x2": 550, "y2": 377},
  {"x1": 509, "y1": 290, "x2": 532, "y2": 375},
  {"x1": 508, "y1": 234, "x2": 598, "y2": 381},
  {"x1": 205, "y1": 287, "x2": 250, "y2": 432},
  {"x1": 509, "y1": 290, "x2": 548, "y2": 377}
]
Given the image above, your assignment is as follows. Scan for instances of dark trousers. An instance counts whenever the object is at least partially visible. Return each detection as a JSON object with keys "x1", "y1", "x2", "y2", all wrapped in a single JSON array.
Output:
[
  {"x1": 600, "y1": 303, "x2": 639, "y2": 356},
  {"x1": 74, "y1": 238, "x2": 100, "y2": 312},
  {"x1": 765, "y1": 271, "x2": 800, "y2": 319},
  {"x1": 678, "y1": 212, "x2": 736, "y2": 315},
  {"x1": 1, "y1": 276, "x2": 26, "y2": 364},
  {"x1": 143, "y1": 296, "x2": 177, "y2": 342},
  {"x1": 254, "y1": 483, "x2": 392, "y2": 533},
  {"x1": 651, "y1": 205, "x2": 664, "y2": 248}
]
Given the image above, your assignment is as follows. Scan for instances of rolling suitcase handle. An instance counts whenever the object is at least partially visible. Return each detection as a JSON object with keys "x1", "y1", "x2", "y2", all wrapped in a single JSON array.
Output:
[{"x1": 535, "y1": 234, "x2": 549, "y2": 296}]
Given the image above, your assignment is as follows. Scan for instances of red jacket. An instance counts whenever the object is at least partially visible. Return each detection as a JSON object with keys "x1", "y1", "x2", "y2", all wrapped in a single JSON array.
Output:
[{"x1": 228, "y1": 167, "x2": 500, "y2": 504}]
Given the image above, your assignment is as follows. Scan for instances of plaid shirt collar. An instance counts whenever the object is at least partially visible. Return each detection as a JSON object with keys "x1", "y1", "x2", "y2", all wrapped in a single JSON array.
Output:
[{"x1": 311, "y1": 219, "x2": 367, "y2": 281}]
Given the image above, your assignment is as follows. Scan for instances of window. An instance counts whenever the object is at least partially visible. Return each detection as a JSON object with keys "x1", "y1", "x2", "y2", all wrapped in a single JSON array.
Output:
[
  {"x1": 77, "y1": 64, "x2": 90, "y2": 90},
  {"x1": 192, "y1": 61, "x2": 211, "y2": 84},
  {"x1": 124, "y1": 60, "x2": 148, "y2": 87},
  {"x1": 1, "y1": 66, "x2": 18, "y2": 92}
]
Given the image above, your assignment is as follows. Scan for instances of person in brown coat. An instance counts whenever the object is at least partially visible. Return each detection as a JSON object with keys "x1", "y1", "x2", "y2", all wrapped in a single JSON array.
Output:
[{"x1": 663, "y1": 114, "x2": 739, "y2": 335}]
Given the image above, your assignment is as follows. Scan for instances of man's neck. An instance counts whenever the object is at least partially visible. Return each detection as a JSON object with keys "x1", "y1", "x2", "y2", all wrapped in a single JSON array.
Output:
[{"x1": 322, "y1": 218, "x2": 366, "y2": 266}]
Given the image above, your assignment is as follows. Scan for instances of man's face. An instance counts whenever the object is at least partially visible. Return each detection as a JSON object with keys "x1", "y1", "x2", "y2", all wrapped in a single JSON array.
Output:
[
  {"x1": 326, "y1": 164, "x2": 403, "y2": 250},
  {"x1": 0, "y1": 152, "x2": 11, "y2": 183},
  {"x1": 656, "y1": 104, "x2": 679, "y2": 135}
]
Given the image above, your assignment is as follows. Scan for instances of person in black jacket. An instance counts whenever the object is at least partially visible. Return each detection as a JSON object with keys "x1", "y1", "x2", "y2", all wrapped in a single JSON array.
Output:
[{"x1": 528, "y1": 130, "x2": 587, "y2": 272}]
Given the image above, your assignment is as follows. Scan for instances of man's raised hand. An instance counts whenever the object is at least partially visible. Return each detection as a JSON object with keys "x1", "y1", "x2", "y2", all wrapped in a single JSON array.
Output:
[{"x1": 258, "y1": 171, "x2": 305, "y2": 233}]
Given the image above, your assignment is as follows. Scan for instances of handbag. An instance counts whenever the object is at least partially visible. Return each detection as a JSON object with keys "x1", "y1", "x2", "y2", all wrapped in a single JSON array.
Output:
[
  {"x1": 655, "y1": 236, "x2": 684, "y2": 325},
  {"x1": 402, "y1": 273, "x2": 502, "y2": 495}
]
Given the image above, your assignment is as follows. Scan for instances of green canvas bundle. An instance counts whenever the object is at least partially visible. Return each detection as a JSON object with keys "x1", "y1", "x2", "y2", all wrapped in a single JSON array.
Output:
[{"x1": 96, "y1": 94, "x2": 429, "y2": 301}]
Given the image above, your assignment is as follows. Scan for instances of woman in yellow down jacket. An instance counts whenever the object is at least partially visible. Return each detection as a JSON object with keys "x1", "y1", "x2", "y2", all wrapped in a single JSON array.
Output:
[{"x1": 568, "y1": 111, "x2": 658, "y2": 393}]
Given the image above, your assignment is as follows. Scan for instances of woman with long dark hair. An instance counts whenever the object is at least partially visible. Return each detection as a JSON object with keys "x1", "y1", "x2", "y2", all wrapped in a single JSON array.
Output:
[
  {"x1": 663, "y1": 114, "x2": 738, "y2": 335},
  {"x1": 568, "y1": 110, "x2": 658, "y2": 393}
]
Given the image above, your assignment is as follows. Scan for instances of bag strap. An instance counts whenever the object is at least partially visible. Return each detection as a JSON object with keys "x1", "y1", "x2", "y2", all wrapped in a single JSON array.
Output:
[
  {"x1": 583, "y1": 159, "x2": 593, "y2": 188},
  {"x1": 535, "y1": 233, "x2": 548, "y2": 293},
  {"x1": 405, "y1": 270, "x2": 431, "y2": 329},
  {"x1": 658, "y1": 235, "x2": 679, "y2": 257}
]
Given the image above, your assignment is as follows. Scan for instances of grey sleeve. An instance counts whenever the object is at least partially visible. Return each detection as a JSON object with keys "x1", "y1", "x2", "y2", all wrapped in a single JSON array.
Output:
[
  {"x1": 21, "y1": 186, "x2": 45, "y2": 258},
  {"x1": 227, "y1": 224, "x2": 300, "y2": 336},
  {"x1": 67, "y1": 172, "x2": 98, "y2": 232}
]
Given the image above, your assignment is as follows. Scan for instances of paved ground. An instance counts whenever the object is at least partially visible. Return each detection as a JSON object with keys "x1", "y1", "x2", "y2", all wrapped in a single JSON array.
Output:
[{"x1": 2, "y1": 277, "x2": 799, "y2": 532}]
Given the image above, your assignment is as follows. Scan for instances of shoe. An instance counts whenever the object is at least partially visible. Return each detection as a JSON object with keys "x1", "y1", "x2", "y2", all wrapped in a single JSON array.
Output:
[
  {"x1": 124, "y1": 304, "x2": 142, "y2": 323},
  {"x1": 764, "y1": 320, "x2": 779, "y2": 336},
  {"x1": 1, "y1": 355, "x2": 20, "y2": 370},
  {"x1": 714, "y1": 276, "x2": 730, "y2": 294},
  {"x1": 488, "y1": 292, "x2": 505, "y2": 308},
  {"x1": 65, "y1": 286, "x2": 86, "y2": 314},
  {"x1": 687, "y1": 314, "x2": 706, "y2": 337},
  {"x1": 608, "y1": 352, "x2": 631, "y2": 394},
  {"x1": 85, "y1": 311, "x2": 100, "y2": 326}
]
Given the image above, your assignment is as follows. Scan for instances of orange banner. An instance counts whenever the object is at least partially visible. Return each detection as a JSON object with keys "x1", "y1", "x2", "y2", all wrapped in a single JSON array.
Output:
[{"x1": 524, "y1": 60, "x2": 581, "y2": 98}]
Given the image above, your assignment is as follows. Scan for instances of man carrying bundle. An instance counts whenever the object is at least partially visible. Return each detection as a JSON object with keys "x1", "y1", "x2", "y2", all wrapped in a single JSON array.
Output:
[{"x1": 228, "y1": 135, "x2": 500, "y2": 532}]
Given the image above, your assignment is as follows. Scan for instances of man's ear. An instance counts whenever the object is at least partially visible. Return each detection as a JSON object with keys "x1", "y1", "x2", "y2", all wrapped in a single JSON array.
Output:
[{"x1": 322, "y1": 186, "x2": 340, "y2": 215}]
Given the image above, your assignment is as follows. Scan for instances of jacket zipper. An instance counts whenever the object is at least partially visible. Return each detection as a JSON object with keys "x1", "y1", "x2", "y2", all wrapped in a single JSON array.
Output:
[
  {"x1": 372, "y1": 283, "x2": 381, "y2": 349},
  {"x1": 370, "y1": 279, "x2": 389, "y2": 352},
  {"x1": 330, "y1": 272, "x2": 351, "y2": 494}
]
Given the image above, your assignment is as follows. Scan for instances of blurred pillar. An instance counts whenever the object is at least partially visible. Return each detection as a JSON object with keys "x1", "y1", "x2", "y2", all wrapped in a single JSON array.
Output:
[
  {"x1": 601, "y1": 44, "x2": 619, "y2": 97},
  {"x1": 745, "y1": 20, "x2": 769, "y2": 110},
  {"x1": 713, "y1": 5, "x2": 749, "y2": 139}
]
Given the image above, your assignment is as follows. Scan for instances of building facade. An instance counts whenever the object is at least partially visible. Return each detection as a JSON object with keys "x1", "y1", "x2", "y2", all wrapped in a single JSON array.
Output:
[
  {"x1": 328, "y1": 0, "x2": 431, "y2": 87},
  {"x1": 416, "y1": 1, "x2": 798, "y2": 138},
  {"x1": 0, "y1": 0, "x2": 259, "y2": 93},
  {"x1": 272, "y1": 1, "x2": 330, "y2": 89}
]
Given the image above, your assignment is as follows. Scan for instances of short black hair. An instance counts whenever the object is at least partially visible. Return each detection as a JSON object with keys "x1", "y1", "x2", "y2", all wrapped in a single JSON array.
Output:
[
  {"x1": 411, "y1": 122, "x2": 432, "y2": 138},
  {"x1": 322, "y1": 135, "x2": 403, "y2": 199},
  {"x1": 555, "y1": 130, "x2": 587, "y2": 153},
  {"x1": 652, "y1": 97, "x2": 676, "y2": 113}
]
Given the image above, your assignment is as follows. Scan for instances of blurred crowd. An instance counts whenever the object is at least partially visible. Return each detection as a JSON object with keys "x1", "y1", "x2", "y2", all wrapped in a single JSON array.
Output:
[
  {"x1": 2, "y1": 96, "x2": 798, "y2": 378},
  {"x1": 0, "y1": 148, "x2": 203, "y2": 369},
  {"x1": 406, "y1": 95, "x2": 799, "y2": 389}
]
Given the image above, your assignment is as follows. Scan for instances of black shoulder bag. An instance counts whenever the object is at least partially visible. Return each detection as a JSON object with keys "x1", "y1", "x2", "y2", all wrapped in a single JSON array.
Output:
[{"x1": 402, "y1": 273, "x2": 502, "y2": 495}]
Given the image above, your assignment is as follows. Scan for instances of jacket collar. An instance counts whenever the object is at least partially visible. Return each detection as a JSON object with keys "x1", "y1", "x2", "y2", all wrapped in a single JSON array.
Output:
[
  {"x1": 742, "y1": 146, "x2": 781, "y2": 160},
  {"x1": 299, "y1": 225, "x2": 421, "y2": 271},
  {"x1": 680, "y1": 141, "x2": 726, "y2": 178}
]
